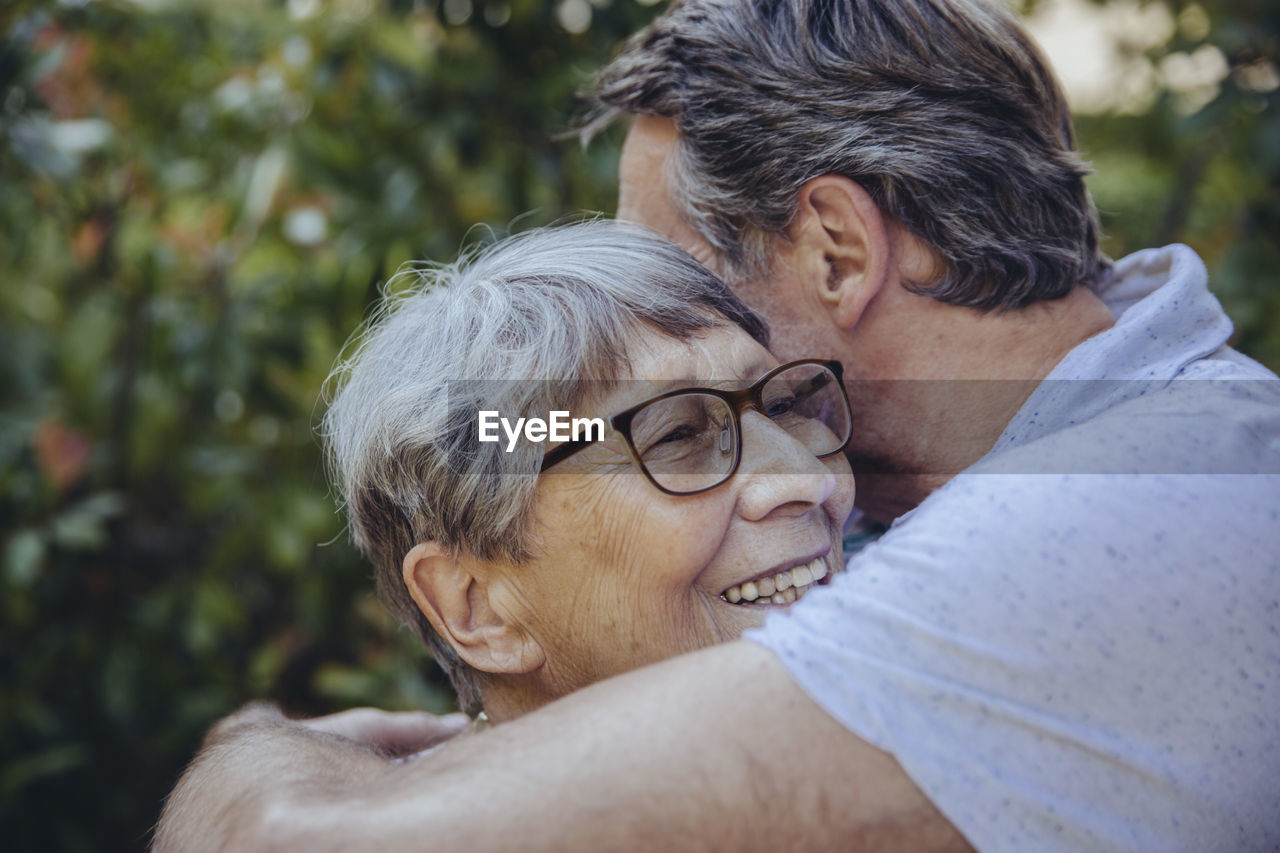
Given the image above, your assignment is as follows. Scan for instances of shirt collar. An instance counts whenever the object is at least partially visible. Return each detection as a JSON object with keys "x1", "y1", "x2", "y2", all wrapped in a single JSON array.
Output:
[{"x1": 989, "y1": 244, "x2": 1234, "y2": 455}]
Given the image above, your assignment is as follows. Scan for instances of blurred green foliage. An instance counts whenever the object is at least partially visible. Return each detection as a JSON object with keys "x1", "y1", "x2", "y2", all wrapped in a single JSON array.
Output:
[
  {"x1": 1052, "y1": 0, "x2": 1280, "y2": 368},
  {"x1": 0, "y1": 0, "x2": 1275, "y2": 849},
  {"x1": 1, "y1": 0, "x2": 659, "y2": 849}
]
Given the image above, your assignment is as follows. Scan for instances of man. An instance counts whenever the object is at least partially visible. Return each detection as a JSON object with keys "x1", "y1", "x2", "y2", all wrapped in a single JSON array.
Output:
[{"x1": 154, "y1": 1, "x2": 1280, "y2": 850}]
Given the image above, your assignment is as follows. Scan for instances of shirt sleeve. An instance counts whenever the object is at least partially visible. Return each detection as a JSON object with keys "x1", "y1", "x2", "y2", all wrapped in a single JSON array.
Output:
[{"x1": 747, "y1": 472, "x2": 1280, "y2": 853}]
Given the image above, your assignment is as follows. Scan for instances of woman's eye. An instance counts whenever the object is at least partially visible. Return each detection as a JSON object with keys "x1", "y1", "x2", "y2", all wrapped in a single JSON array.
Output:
[
  {"x1": 651, "y1": 424, "x2": 700, "y2": 447},
  {"x1": 765, "y1": 395, "x2": 796, "y2": 418}
]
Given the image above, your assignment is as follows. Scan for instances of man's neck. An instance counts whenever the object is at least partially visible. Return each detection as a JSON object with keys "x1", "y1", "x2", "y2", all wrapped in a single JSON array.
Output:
[{"x1": 849, "y1": 284, "x2": 1116, "y2": 523}]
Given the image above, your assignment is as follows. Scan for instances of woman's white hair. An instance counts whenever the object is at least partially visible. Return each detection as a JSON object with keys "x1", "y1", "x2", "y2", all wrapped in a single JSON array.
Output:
[{"x1": 321, "y1": 220, "x2": 767, "y2": 714}]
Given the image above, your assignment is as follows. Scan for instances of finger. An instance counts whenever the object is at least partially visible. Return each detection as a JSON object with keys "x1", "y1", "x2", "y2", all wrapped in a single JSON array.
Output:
[
  {"x1": 204, "y1": 701, "x2": 286, "y2": 747},
  {"x1": 364, "y1": 711, "x2": 470, "y2": 755},
  {"x1": 299, "y1": 709, "x2": 469, "y2": 755}
]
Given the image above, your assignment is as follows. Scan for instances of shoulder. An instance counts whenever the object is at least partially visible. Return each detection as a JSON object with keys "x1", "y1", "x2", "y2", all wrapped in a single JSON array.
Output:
[
  {"x1": 751, "y1": 469, "x2": 1280, "y2": 851},
  {"x1": 987, "y1": 378, "x2": 1280, "y2": 476},
  {"x1": 883, "y1": 464, "x2": 1280, "y2": 585}
]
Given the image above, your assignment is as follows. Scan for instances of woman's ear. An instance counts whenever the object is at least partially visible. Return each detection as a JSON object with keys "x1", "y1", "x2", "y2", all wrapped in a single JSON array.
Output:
[
  {"x1": 789, "y1": 175, "x2": 893, "y2": 330},
  {"x1": 401, "y1": 542, "x2": 545, "y2": 676}
]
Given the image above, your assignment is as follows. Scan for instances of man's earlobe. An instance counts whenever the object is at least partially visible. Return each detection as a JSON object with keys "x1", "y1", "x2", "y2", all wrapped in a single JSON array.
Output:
[
  {"x1": 793, "y1": 175, "x2": 892, "y2": 329},
  {"x1": 401, "y1": 542, "x2": 545, "y2": 676}
]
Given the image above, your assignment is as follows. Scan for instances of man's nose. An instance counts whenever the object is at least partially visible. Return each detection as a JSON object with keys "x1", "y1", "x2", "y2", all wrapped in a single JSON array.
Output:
[{"x1": 733, "y1": 411, "x2": 838, "y2": 521}]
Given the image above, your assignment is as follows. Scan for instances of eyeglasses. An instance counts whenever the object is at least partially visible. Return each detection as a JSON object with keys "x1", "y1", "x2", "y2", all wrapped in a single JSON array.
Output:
[{"x1": 539, "y1": 359, "x2": 851, "y2": 496}]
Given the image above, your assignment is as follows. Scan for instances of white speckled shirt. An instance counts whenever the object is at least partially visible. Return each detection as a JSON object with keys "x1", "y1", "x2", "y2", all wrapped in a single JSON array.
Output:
[{"x1": 749, "y1": 245, "x2": 1280, "y2": 852}]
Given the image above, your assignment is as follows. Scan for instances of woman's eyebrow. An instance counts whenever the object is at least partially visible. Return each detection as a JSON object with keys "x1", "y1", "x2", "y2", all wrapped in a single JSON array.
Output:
[
  {"x1": 741, "y1": 358, "x2": 776, "y2": 383},
  {"x1": 718, "y1": 359, "x2": 776, "y2": 390},
  {"x1": 625, "y1": 358, "x2": 776, "y2": 394}
]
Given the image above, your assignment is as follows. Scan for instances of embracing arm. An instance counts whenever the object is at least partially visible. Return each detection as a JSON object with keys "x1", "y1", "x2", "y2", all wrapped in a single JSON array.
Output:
[
  {"x1": 155, "y1": 641, "x2": 971, "y2": 852},
  {"x1": 152, "y1": 705, "x2": 467, "y2": 851}
]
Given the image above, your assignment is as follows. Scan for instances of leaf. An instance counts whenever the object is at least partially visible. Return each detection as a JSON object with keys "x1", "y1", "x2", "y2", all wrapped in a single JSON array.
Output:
[
  {"x1": 49, "y1": 493, "x2": 125, "y2": 552},
  {"x1": 1, "y1": 744, "x2": 89, "y2": 801},
  {"x1": 4, "y1": 529, "x2": 45, "y2": 587}
]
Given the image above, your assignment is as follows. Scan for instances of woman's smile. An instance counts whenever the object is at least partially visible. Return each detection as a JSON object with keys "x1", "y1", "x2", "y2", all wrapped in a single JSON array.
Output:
[{"x1": 719, "y1": 552, "x2": 835, "y2": 606}]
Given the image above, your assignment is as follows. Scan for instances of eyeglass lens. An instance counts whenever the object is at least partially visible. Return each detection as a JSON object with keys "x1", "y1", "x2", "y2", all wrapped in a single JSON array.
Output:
[
  {"x1": 761, "y1": 363, "x2": 849, "y2": 456},
  {"x1": 630, "y1": 393, "x2": 739, "y2": 494},
  {"x1": 628, "y1": 363, "x2": 848, "y2": 494}
]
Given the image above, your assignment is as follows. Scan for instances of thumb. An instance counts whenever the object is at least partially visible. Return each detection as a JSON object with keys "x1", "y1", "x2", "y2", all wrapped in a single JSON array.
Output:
[{"x1": 298, "y1": 708, "x2": 470, "y2": 756}]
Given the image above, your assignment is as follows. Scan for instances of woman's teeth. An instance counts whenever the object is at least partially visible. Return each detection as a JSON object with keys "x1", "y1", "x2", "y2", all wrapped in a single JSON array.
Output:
[{"x1": 722, "y1": 556, "x2": 830, "y2": 606}]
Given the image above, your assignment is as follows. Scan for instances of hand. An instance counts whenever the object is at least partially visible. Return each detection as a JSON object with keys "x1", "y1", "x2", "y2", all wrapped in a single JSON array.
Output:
[
  {"x1": 155, "y1": 703, "x2": 467, "y2": 852},
  {"x1": 296, "y1": 707, "x2": 469, "y2": 757}
]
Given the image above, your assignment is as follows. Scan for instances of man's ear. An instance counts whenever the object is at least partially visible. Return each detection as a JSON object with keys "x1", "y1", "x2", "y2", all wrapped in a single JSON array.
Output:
[
  {"x1": 401, "y1": 542, "x2": 545, "y2": 676},
  {"x1": 789, "y1": 175, "x2": 892, "y2": 330}
]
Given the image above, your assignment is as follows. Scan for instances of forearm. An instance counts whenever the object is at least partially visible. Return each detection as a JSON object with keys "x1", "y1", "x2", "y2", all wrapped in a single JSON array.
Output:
[
  {"x1": 230, "y1": 643, "x2": 967, "y2": 852},
  {"x1": 152, "y1": 705, "x2": 390, "y2": 853}
]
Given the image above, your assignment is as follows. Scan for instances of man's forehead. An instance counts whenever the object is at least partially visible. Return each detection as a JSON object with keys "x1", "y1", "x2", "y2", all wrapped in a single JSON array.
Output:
[{"x1": 617, "y1": 115, "x2": 723, "y2": 275}]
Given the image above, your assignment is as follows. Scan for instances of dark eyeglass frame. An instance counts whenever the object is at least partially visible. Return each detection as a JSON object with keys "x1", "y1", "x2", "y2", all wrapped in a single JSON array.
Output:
[{"x1": 539, "y1": 358, "x2": 851, "y2": 496}]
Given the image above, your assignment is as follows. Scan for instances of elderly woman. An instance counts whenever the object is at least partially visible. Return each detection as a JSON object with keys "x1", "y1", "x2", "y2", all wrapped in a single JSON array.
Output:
[{"x1": 322, "y1": 221, "x2": 855, "y2": 723}]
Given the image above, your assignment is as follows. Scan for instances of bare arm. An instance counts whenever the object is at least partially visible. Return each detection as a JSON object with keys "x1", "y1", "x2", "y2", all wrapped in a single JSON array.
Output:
[
  {"x1": 156, "y1": 642, "x2": 972, "y2": 852},
  {"x1": 152, "y1": 704, "x2": 467, "y2": 851}
]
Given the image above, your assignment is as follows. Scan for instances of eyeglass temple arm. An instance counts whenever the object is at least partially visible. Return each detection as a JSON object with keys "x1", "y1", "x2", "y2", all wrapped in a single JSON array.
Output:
[
  {"x1": 540, "y1": 437, "x2": 590, "y2": 471},
  {"x1": 792, "y1": 371, "x2": 832, "y2": 401},
  {"x1": 539, "y1": 422, "x2": 621, "y2": 471}
]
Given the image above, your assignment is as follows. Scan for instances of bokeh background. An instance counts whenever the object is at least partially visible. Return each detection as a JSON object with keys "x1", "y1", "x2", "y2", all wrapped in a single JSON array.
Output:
[{"x1": 1, "y1": 0, "x2": 1276, "y2": 848}]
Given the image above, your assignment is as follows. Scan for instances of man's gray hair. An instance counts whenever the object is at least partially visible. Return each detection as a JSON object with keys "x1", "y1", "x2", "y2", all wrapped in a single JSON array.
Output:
[
  {"x1": 587, "y1": 0, "x2": 1112, "y2": 310},
  {"x1": 321, "y1": 221, "x2": 767, "y2": 714}
]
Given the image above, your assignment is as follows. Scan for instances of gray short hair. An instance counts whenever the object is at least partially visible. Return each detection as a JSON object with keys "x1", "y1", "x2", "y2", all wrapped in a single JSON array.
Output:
[
  {"x1": 587, "y1": 0, "x2": 1112, "y2": 310},
  {"x1": 321, "y1": 221, "x2": 767, "y2": 714}
]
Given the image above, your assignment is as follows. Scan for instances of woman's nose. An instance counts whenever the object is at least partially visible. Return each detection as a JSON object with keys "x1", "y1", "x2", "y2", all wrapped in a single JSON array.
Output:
[{"x1": 733, "y1": 411, "x2": 839, "y2": 522}]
